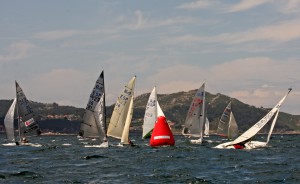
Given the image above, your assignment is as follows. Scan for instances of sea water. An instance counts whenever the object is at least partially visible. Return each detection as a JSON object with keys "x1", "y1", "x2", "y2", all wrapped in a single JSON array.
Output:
[{"x1": 0, "y1": 133, "x2": 299, "y2": 183}]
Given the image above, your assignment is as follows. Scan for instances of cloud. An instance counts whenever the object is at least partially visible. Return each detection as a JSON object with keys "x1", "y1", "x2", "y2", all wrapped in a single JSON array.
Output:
[
  {"x1": 278, "y1": 0, "x2": 300, "y2": 14},
  {"x1": 33, "y1": 30, "x2": 82, "y2": 41},
  {"x1": 30, "y1": 69, "x2": 90, "y2": 107},
  {"x1": 176, "y1": 0, "x2": 215, "y2": 10},
  {"x1": 227, "y1": 0, "x2": 271, "y2": 13},
  {"x1": 132, "y1": 10, "x2": 196, "y2": 30},
  {"x1": 165, "y1": 19, "x2": 300, "y2": 46},
  {"x1": 0, "y1": 41, "x2": 35, "y2": 62},
  {"x1": 135, "y1": 57, "x2": 300, "y2": 114}
]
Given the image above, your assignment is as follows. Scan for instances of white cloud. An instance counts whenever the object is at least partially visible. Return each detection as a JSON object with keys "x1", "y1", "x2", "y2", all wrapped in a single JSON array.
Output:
[
  {"x1": 0, "y1": 41, "x2": 35, "y2": 62},
  {"x1": 165, "y1": 19, "x2": 300, "y2": 46},
  {"x1": 176, "y1": 0, "x2": 215, "y2": 10},
  {"x1": 33, "y1": 30, "x2": 82, "y2": 41},
  {"x1": 278, "y1": 0, "x2": 300, "y2": 14},
  {"x1": 135, "y1": 58, "x2": 300, "y2": 114},
  {"x1": 30, "y1": 69, "x2": 90, "y2": 107},
  {"x1": 227, "y1": 0, "x2": 271, "y2": 13},
  {"x1": 132, "y1": 10, "x2": 196, "y2": 30}
]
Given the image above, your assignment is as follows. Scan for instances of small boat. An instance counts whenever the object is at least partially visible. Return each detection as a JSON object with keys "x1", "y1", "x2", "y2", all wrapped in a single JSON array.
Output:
[
  {"x1": 215, "y1": 88, "x2": 292, "y2": 149},
  {"x1": 150, "y1": 116, "x2": 175, "y2": 147},
  {"x1": 3, "y1": 81, "x2": 41, "y2": 146},
  {"x1": 142, "y1": 86, "x2": 165, "y2": 139},
  {"x1": 216, "y1": 102, "x2": 239, "y2": 140},
  {"x1": 79, "y1": 71, "x2": 108, "y2": 147},
  {"x1": 182, "y1": 82, "x2": 206, "y2": 144},
  {"x1": 107, "y1": 76, "x2": 136, "y2": 146}
]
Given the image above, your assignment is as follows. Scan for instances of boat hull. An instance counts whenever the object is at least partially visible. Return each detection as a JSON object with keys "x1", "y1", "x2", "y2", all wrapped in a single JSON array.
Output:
[{"x1": 214, "y1": 141, "x2": 268, "y2": 149}]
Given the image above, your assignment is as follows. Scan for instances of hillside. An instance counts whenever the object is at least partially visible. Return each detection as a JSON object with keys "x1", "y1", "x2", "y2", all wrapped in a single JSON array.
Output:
[{"x1": 0, "y1": 90, "x2": 299, "y2": 134}]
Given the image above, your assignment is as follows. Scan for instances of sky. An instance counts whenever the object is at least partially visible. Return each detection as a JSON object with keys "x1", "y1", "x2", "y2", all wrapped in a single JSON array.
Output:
[{"x1": 0, "y1": 0, "x2": 300, "y2": 115}]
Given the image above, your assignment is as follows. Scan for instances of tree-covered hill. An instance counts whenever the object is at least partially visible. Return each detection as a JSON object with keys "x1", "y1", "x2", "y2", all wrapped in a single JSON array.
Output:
[{"x1": 0, "y1": 89, "x2": 299, "y2": 133}]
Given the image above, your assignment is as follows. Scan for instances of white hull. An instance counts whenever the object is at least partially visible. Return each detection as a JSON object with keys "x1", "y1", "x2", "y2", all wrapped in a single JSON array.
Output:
[
  {"x1": 190, "y1": 138, "x2": 203, "y2": 144},
  {"x1": 214, "y1": 141, "x2": 267, "y2": 149},
  {"x1": 2, "y1": 142, "x2": 42, "y2": 147}
]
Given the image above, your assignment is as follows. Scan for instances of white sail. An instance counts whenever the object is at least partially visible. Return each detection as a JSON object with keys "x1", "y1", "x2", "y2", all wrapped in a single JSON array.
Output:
[
  {"x1": 4, "y1": 98, "x2": 17, "y2": 142},
  {"x1": 80, "y1": 71, "x2": 106, "y2": 142},
  {"x1": 107, "y1": 76, "x2": 136, "y2": 139},
  {"x1": 157, "y1": 101, "x2": 165, "y2": 117},
  {"x1": 204, "y1": 117, "x2": 209, "y2": 136},
  {"x1": 230, "y1": 89, "x2": 291, "y2": 146},
  {"x1": 121, "y1": 97, "x2": 134, "y2": 144},
  {"x1": 228, "y1": 112, "x2": 238, "y2": 140},
  {"x1": 93, "y1": 94, "x2": 107, "y2": 143},
  {"x1": 142, "y1": 87, "x2": 158, "y2": 138},
  {"x1": 266, "y1": 108, "x2": 280, "y2": 144},
  {"x1": 217, "y1": 102, "x2": 231, "y2": 137},
  {"x1": 182, "y1": 82, "x2": 206, "y2": 139}
]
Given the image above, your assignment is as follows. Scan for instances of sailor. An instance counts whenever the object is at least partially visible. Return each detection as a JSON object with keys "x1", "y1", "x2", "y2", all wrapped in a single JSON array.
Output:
[
  {"x1": 233, "y1": 143, "x2": 245, "y2": 149},
  {"x1": 21, "y1": 137, "x2": 29, "y2": 143}
]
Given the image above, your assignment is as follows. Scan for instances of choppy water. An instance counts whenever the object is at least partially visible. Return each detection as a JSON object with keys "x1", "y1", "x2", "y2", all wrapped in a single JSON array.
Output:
[{"x1": 0, "y1": 133, "x2": 299, "y2": 183}]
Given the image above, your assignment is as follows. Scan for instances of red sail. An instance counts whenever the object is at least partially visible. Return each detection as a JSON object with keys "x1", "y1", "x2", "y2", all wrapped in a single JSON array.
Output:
[{"x1": 150, "y1": 116, "x2": 175, "y2": 147}]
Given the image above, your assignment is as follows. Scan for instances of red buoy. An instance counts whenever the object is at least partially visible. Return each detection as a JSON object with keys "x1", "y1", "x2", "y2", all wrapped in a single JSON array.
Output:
[{"x1": 150, "y1": 116, "x2": 175, "y2": 147}]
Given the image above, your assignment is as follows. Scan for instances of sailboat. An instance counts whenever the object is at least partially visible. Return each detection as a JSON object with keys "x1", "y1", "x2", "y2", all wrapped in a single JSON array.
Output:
[
  {"x1": 182, "y1": 82, "x2": 206, "y2": 144},
  {"x1": 3, "y1": 81, "x2": 41, "y2": 146},
  {"x1": 215, "y1": 88, "x2": 292, "y2": 149},
  {"x1": 217, "y1": 102, "x2": 239, "y2": 140},
  {"x1": 79, "y1": 71, "x2": 108, "y2": 147},
  {"x1": 204, "y1": 117, "x2": 210, "y2": 137},
  {"x1": 107, "y1": 76, "x2": 136, "y2": 146},
  {"x1": 142, "y1": 86, "x2": 165, "y2": 139}
]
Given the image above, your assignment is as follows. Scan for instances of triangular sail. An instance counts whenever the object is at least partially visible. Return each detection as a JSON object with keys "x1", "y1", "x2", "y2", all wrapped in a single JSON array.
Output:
[
  {"x1": 4, "y1": 98, "x2": 17, "y2": 142},
  {"x1": 230, "y1": 89, "x2": 291, "y2": 146},
  {"x1": 157, "y1": 101, "x2": 165, "y2": 117},
  {"x1": 266, "y1": 108, "x2": 280, "y2": 144},
  {"x1": 15, "y1": 81, "x2": 40, "y2": 138},
  {"x1": 121, "y1": 97, "x2": 134, "y2": 144},
  {"x1": 107, "y1": 76, "x2": 136, "y2": 139},
  {"x1": 217, "y1": 102, "x2": 231, "y2": 137},
  {"x1": 93, "y1": 94, "x2": 107, "y2": 142},
  {"x1": 142, "y1": 87, "x2": 158, "y2": 138},
  {"x1": 182, "y1": 82, "x2": 206, "y2": 138},
  {"x1": 228, "y1": 112, "x2": 238, "y2": 140},
  {"x1": 80, "y1": 71, "x2": 106, "y2": 142},
  {"x1": 204, "y1": 117, "x2": 209, "y2": 136}
]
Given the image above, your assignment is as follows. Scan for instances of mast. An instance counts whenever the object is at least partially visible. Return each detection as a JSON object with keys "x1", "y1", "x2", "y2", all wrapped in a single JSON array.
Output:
[
  {"x1": 103, "y1": 71, "x2": 107, "y2": 141},
  {"x1": 15, "y1": 81, "x2": 21, "y2": 142}
]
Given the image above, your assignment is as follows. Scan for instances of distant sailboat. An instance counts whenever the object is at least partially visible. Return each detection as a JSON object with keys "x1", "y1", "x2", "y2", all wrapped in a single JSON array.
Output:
[
  {"x1": 4, "y1": 81, "x2": 41, "y2": 145},
  {"x1": 215, "y1": 88, "x2": 292, "y2": 149},
  {"x1": 217, "y1": 102, "x2": 239, "y2": 140},
  {"x1": 79, "y1": 71, "x2": 108, "y2": 147},
  {"x1": 204, "y1": 117, "x2": 210, "y2": 137},
  {"x1": 107, "y1": 76, "x2": 136, "y2": 145},
  {"x1": 142, "y1": 86, "x2": 165, "y2": 139},
  {"x1": 182, "y1": 82, "x2": 206, "y2": 144}
]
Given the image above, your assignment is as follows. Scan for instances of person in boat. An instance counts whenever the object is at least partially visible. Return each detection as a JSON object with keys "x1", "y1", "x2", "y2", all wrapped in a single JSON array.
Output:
[
  {"x1": 21, "y1": 137, "x2": 29, "y2": 144},
  {"x1": 78, "y1": 130, "x2": 84, "y2": 137},
  {"x1": 128, "y1": 139, "x2": 135, "y2": 147},
  {"x1": 233, "y1": 143, "x2": 245, "y2": 149}
]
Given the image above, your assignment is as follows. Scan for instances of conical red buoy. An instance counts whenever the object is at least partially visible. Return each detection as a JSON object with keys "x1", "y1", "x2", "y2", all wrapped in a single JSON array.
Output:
[{"x1": 150, "y1": 116, "x2": 175, "y2": 147}]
